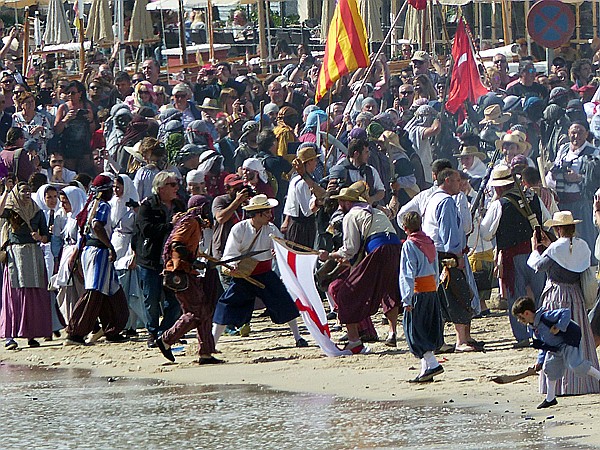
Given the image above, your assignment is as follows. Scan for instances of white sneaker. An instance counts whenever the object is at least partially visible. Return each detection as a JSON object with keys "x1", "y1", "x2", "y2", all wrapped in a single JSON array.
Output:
[{"x1": 87, "y1": 329, "x2": 104, "y2": 344}]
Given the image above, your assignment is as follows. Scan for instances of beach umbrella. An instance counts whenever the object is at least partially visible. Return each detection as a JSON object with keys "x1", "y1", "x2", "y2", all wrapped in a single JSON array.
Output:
[
  {"x1": 358, "y1": 0, "x2": 383, "y2": 43},
  {"x1": 43, "y1": 0, "x2": 74, "y2": 45},
  {"x1": 129, "y1": 0, "x2": 155, "y2": 41},
  {"x1": 85, "y1": 0, "x2": 114, "y2": 44}
]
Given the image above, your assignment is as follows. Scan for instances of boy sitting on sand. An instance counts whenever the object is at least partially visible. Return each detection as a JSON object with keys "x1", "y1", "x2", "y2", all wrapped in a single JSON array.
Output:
[{"x1": 512, "y1": 296, "x2": 600, "y2": 409}]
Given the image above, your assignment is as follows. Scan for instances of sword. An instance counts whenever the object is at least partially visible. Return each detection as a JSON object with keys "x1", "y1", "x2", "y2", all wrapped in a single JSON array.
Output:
[
  {"x1": 195, "y1": 249, "x2": 269, "y2": 268},
  {"x1": 511, "y1": 172, "x2": 556, "y2": 243}
]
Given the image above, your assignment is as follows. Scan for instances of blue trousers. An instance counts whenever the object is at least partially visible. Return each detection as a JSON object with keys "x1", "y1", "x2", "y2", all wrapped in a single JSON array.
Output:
[
  {"x1": 213, "y1": 271, "x2": 299, "y2": 328},
  {"x1": 139, "y1": 265, "x2": 181, "y2": 337}
]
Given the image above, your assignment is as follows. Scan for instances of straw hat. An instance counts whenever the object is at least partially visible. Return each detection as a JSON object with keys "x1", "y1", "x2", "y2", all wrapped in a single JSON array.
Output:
[
  {"x1": 242, "y1": 194, "x2": 279, "y2": 211},
  {"x1": 198, "y1": 98, "x2": 221, "y2": 111},
  {"x1": 331, "y1": 186, "x2": 368, "y2": 202},
  {"x1": 488, "y1": 164, "x2": 515, "y2": 187},
  {"x1": 479, "y1": 104, "x2": 511, "y2": 125},
  {"x1": 543, "y1": 211, "x2": 582, "y2": 228},
  {"x1": 453, "y1": 146, "x2": 486, "y2": 161},
  {"x1": 495, "y1": 131, "x2": 532, "y2": 152},
  {"x1": 296, "y1": 146, "x2": 318, "y2": 163}
]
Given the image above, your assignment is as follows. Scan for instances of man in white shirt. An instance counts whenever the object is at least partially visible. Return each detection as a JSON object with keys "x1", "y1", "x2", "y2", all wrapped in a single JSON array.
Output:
[{"x1": 212, "y1": 194, "x2": 308, "y2": 349}]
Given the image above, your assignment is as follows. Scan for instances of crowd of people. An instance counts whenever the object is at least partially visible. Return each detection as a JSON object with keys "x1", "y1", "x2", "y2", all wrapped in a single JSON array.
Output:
[{"x1": 1, "y1": 38, "x2": 600, "y2": 408}]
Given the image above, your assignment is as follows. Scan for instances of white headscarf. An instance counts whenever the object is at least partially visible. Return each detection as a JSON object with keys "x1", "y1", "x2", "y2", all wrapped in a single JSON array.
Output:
[
  {"x1": 242, "y1": 157, "x2": 268, "y2": 183},
  {"x1": 186, "y1": 169, "x2": 206, "y2": 184},
  {"x1": 109, "y1": 175, "x2": 139, "y2": 227},
  {"x1": 33, "y1": 184, "x2": 61, "y2": 213},
  {"x1": 197, "y1": 150, "x2": 224, "y2": 176},
  {"x1": 60, "y1": 186, "x2": 87, "y2": 217}
]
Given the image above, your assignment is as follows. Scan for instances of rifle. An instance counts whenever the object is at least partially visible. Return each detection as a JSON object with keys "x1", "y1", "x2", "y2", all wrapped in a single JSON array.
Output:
[
  {"x1": 470, "y1": 143, "x2": 502, "y2": 220},
  {"x1": 511, "y1": 173, "x2": 556, "y2": 243}
]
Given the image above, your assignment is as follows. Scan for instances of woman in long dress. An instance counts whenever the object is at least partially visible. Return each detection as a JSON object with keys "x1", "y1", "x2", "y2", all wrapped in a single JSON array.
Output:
[
  {"x1": 0, "y1": 183, "x2": 52, "y2": 350},
  {"x1": 52, "y1": 186, "x2": 87, "y2": 323},
  {"x1": 528, "y1": 211, "x2": 600, "y2": 395},
  {"x1": 109, "y1": 175, "x2": 146, "y2": 335}
]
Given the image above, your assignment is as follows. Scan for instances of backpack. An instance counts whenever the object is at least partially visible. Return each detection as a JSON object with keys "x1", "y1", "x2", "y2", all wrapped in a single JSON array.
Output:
[{"x1": 579, "y1": 153, "x2": 600, "y2": 200}]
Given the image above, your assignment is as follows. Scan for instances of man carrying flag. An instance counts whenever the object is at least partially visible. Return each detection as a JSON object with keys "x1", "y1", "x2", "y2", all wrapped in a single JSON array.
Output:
[{"x1": 315, "y1": 0, "x2": 370, "y2": 102}]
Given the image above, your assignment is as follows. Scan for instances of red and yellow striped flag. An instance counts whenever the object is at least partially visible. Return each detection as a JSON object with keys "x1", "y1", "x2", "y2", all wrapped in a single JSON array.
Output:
[{"x1": 315, "y1": 0, "x2": 370, "y2": 102}]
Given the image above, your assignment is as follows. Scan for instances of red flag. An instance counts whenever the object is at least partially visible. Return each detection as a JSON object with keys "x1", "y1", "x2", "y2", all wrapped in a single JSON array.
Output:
[
  {"x1": 408, "y1": 0, "x2": 427, "y2": 10},
  {"x1": 445, "y1": 18, "x2": 488, "y2": 114}
]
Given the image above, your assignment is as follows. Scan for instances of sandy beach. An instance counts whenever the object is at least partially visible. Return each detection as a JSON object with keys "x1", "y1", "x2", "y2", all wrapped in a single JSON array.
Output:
[{"x1": 2, "y1": 298, "x2": 600, "y2": 447}]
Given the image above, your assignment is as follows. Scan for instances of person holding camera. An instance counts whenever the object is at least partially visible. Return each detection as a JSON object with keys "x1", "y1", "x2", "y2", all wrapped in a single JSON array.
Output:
[
  {"x1": 12, "y1": 91, "x2": 53, "y2": 163},
  {"x1": 54, "y1": 81, "x2": 96, "y2": 175}
]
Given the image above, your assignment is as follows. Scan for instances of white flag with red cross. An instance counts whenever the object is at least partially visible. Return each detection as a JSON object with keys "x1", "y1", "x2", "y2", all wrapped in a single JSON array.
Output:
[{"x1": 272, "y1": 237, "x2": 350, "y2": 357}]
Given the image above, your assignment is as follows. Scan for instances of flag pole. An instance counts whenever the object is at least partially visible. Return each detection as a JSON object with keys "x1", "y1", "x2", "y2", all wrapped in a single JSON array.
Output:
[
  {"x1": 323, "y1": 89, "x2": 333, "y2": 176},
  {"x1": 335, "y1": 0, "x2": 409, "y2": 139}
]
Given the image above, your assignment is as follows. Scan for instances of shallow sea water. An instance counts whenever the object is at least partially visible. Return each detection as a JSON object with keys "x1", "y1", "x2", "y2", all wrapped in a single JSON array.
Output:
[{"x1": 0, "y1": 364, "x2": 589, "y2": 450}]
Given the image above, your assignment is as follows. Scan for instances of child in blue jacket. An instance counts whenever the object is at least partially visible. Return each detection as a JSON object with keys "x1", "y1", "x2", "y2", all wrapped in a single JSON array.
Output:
[{"x1": 512, "y1": 296, "x2": 600, "y2": 409}]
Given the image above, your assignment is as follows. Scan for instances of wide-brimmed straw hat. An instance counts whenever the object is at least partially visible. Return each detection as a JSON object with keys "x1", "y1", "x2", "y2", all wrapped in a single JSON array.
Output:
[
  {"x1": 242, "y1": 194, "x2": 278, "y2": 211},
  {"x1": 488, "y1": 164, "x2": 515, "y2": 187},
  {"x1": 198, "y1": 98, "x2": 221, "y2": 111},
  {"x1": 495, "y1": 130, "x2": 532, "y2": 153},
  {"x1": 543, "y1": 211, "x2": 582, "y2": 228},
  {"x1": 453, "y1": 146, "x2": 486, "y2": 161},
  {"x1": 330, "y1": 186, "x2": 368, "y2": 202},
  {"x1": 296, "y1": 145, "x2": 319, "y2": 163},
  {"x1": 480, "y1": 104, "x2": 511, "y2": 125}
]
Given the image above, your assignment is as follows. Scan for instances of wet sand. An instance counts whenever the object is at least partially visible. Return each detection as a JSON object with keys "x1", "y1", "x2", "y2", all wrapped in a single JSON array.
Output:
[{"x1": 2, "y1": 303, "x2": 600, "y2": 447}]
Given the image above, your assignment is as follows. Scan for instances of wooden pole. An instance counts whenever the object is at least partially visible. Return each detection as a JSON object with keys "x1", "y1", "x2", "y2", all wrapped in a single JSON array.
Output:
[
  {"x1": 501, "y1": 0, "x2": 510, "y2": 46},
  {"x1": 257, "y1": 0, "x2": 268, "y2": 71},
  {"x1": 178, "y1": 0, "x2": 188, "y2": 65},
  {"x1": 78, "y1": 0, "x2": 85, "y2": 74},
  {"x1": 421, "y1": 0, "x2": 428, "y2": 51},
  {"x1": 22, "y1": 7, "x2": 30, "y2": 77},
  {"x1": 207, "y1": 0, "x2": 215, "y2": 62},
  {"x1": 491, "y1": 2, "x2": 496, "y2": 43}
]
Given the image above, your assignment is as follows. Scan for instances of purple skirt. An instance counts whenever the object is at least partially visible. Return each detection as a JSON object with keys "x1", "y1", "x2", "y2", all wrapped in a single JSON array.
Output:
[
  {"x1": 0, "y1": 265, "x2": 52, "y2": 339},
  {"x1": 329, "y1": 244, "x2": 401, "y2": 324}
]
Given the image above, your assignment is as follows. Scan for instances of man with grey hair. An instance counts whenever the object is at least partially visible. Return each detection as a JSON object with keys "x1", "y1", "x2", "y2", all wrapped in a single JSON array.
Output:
[
  {"x1": 172, "y1": 82, "x2": 202, "y2": 128},
  {"x1": 134, "y1": 170, "x2": 186, "y2": 348}
]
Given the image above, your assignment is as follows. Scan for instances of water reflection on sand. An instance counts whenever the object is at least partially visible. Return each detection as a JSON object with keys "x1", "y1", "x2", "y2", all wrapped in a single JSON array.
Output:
[{"x1": 0, "y1": 364, "x2": 588, "y2": 449}]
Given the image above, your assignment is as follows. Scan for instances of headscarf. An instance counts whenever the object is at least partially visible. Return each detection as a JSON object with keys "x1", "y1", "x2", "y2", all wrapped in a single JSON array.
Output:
[
  {"x1": 125, "y1": 81, "x2": 157, "y2": 113},
  {"x1": 162, "y1": 194, "x2": 212, "y2": 263},
  {"x1": 197, "y1": 149, "x2": 224, "y2": 175},
  {"x1": 32, "y1": 184, "x2": 60, "y2": 213},
  {"x1": 300, "y1": 109, "x2": 328, "y2": 136},
  {"x1": 186, "y1": 168, "x2": 206, "y2": 184},
  {"x1": 60, "y1": 186, "x2": 87, "y2": 217},
  {"x1": 109, "y1": 175, "x2": 139, "y2": 227},
  {"x1": 185, "y1": 120, "x2": 214, "y2": 148},
  {"x1": 242, "y1": 157, "x2": 268, "y2": 183},
  {"x1": 404, "y1": 104, "x2": 436, "y2": 134},
  {"x1": 5, "y1": 182, "x2": 40, "y2": 227}
]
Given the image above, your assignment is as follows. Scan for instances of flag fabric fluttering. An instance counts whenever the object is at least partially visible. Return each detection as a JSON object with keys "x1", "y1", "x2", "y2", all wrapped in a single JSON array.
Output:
[
  {"x1": 315, "y1": 0, "x2": 370, "y2": 102},
  {"x1": 272, "y1": 238, "x2": 350, "y2": 357},
  {"x1": 445, "y1": 18, "x2": 488, "y2": 114},
  {"x1": 408, "y1": 0, "x2": 427, "y2": 10}
]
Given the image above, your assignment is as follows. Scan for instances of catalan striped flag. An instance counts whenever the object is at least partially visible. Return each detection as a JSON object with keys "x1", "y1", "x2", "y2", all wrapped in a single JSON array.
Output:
[{"x1": 315, "y1": 0, "x2": 370, "y2": 102}]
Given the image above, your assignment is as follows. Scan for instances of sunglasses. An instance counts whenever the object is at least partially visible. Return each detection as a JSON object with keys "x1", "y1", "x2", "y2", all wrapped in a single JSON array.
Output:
[
  {"x1": 174, "y1": 93, "x2": 187, "y2": 98},
  {"x1": 1, "y1": 79, "x2": 14, "y2": 83},
  {"x1": 89, "y1": 85, "x2": 99, "y2": 90},
  {"x1": 493, "y1": 60, "x2": 506, "y2": 65},
  {"x1": 50, "y1": 159, "x2": 64, "y2": 164},
  {"x1": 412, "y1": 60, "x2": 424, "y2": 66},
  {"x1": 139, "y1": 89, "x2": 150, "y2": 93},
  {"x1": 399, "y1": 90, "x2": 414, "y2": 95}
]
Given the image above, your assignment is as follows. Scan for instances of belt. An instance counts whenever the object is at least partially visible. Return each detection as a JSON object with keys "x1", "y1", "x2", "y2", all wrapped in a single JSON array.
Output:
[
  {"x1": 365, "y1": 231, "x2": 400, "y2": 254},
  {"x1": 414, "y1": 275, "x2": 437, "y2": 293}
]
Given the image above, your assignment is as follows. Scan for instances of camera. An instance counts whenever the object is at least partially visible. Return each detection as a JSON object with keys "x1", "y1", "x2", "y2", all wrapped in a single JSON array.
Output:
[
  {"x1": 76, "y1": 109, "x2": 87, "y2": 118},
  {"x1": 242, "y1": 185, "x2": 257, "y2": 197}
]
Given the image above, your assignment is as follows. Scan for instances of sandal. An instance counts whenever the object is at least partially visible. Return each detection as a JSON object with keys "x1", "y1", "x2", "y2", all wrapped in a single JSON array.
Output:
[{"x1": 455, "y1": 343, "x2": 476, "y2": 353}]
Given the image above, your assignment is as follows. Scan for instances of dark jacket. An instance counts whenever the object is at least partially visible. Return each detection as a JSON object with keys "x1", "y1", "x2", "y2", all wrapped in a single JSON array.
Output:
[{"x1": 134, "y1": 194, "x2": 186, "y2": 270}]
